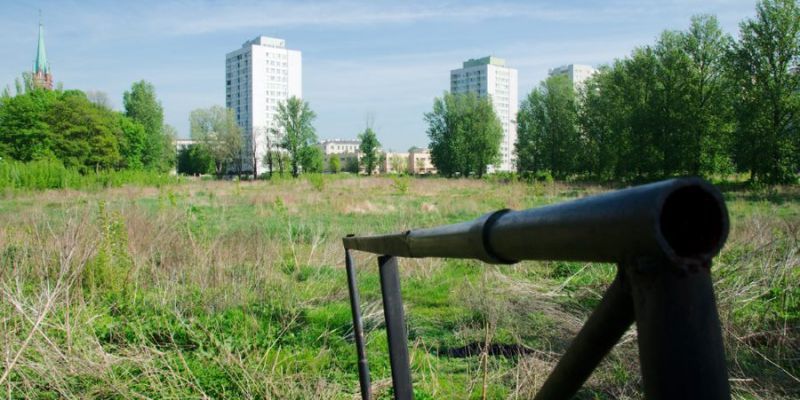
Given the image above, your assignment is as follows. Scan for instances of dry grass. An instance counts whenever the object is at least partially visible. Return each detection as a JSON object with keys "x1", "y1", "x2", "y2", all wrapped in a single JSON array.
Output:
[{"x1": 0, "y1": 176, "x2": 797, "y2": 399}]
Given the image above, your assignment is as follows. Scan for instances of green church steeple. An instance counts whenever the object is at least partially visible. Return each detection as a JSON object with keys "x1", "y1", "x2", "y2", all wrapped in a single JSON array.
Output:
[
  {"x1": 34, "y1": 23, "x2": 49, "y2": 75},
  {"x1": 33, "y1": 16, "x2": 53, "y2": 89}
]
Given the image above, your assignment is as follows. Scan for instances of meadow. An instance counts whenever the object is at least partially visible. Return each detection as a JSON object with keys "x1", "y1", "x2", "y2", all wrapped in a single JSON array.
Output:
[{"x1": 0, "y1": 176, "x2": 797, "y2": 399}]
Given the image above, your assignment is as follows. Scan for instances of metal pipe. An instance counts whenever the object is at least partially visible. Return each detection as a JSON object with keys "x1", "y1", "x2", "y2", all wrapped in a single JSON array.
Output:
[
  {"x1": 378, "y1": 255, "x2": 414, "y2": 400},
  {"x1": 343, "y1": 178, "x2": 729, "y2": 266},
  {"x1": 345, "y1": 249, "x2": 371, "y2": 400},
  {"x1": 534, "y1": 274, "x2": 635, "y2": 400},
  {"x1": 625, "y1": 259, "x2": 730, "y2": 399}
]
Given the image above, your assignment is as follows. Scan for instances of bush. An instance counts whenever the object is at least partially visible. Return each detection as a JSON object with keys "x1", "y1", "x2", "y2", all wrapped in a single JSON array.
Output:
[{"x1": 0, "y1": 159, "x2": 179, "y2": 191}]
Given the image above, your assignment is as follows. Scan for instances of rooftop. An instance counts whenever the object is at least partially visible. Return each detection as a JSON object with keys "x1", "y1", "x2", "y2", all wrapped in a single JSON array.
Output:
[
  {"x1": 463, "y1": 56, "x2": 506, "y2": 68},
  {"x1": 243, "y1": 36, "x2": 286, "y2": 49}
]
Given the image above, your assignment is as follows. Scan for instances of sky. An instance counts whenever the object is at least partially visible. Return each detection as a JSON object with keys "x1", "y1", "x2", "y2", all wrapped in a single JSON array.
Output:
[{"x1": 0, "y1": 0, "x2": 757, "y2": 151}]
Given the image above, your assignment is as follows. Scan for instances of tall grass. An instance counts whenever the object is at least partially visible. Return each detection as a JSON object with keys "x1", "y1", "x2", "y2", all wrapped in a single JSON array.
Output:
[
  {"x1": 0, "y1": 177, "x2": 796, "y2": 398},
  {"x1": 0, "y1": 159, "x2": 179, "y2": 191}
]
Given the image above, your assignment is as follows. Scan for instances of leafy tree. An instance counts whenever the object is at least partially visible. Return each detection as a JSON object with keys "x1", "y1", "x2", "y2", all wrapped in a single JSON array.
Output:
[
  {"x1": 0, "y1": 88, "x2": 57, "y2": 161},
  {"x1": 117, "y1": 115, "x2": 147, "y2": 170},
  {"x1": 177, "y1": 145, "x2": 214, "y2": 175},
  {"x1": 123, "y1": 81, "x2": 172, "y2": 172},
  {"x1": 46, "y1": 90, "x2": 121, "y2": 171},
  {"x1": 425, "y1": 92, "x2": 502, "y2": 177},
  {"x1": 345, "y1": 156, "x2": 360, "y2": 174},
  {"x1": 516, "y1": 74, "x2": 583, "y2": 178},
  {"x1": 682, "y1": 15, "x2": 735, "y2": 175},
  {"x1": 358, "y1": 127, "x2": 381, "y2": 175},
  {"x1": 299, "y1": 145, "x2": 324, "y2": 173},
  {"x1": 275, "y1": 97, "x2": 317, "y2": 177},
  {"x1": 328, "y1": 155, "x2": 341, "y2": 173},
  {"x1": 190, "y1": 106, "x2": 243, "y2": 176},
  {"x1": 727, "y1": 0, "x2": 800, "y2": 183}
]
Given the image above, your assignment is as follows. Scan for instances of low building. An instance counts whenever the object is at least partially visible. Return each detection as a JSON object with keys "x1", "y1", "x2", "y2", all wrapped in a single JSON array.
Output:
[
  {"x1": 408, "y1": 147, "x2": 436, "y2": 175},
  {"x1": 381, "y1": 152, "x2": 409, "y2": 174},
  {"x1": 317, "y1": 139, "x2": 360, "y2": 172}
]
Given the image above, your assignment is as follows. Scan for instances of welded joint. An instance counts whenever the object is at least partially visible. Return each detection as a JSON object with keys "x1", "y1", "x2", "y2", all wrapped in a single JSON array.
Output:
[{"x1": 470, "y1": 209, "x2": 518, "y2": 264}]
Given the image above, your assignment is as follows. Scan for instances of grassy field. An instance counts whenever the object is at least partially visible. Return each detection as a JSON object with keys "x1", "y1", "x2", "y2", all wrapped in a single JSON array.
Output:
[{"x1": 0, "y1": 176, "x2": 797, "y2": 399}]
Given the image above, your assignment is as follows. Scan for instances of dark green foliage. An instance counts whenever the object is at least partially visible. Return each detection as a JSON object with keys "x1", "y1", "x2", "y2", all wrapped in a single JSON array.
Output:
[
  {"x1": 524, "y1": 4, "x2": 798, "y2": 184},
  {"x1": 177, "y1": 145, "x2": 214, "y2": 175},
  {"x1": 425, "y1": 92, "x2": 503, "y2": 177},
  {"x1": 516, "y1": 75, "x2": 583, "y2": 179},
  {"x1": 123, "y1": 81, "x2": 173, "y2": 172},
  {"x1": 299, "y1": 145, "x2": 324, "y2": 174},
  {"x1": 727, "y1": 0, "x2": 800, "y2": 184},
  {"x1": 344, "y1": 156, "x2": 359, "y2": 174},
  {"x1": 0, "y1": 81, "x2": 175, "y2": 180},
  {"x1": 358, "y1": 127, "x2": 381, "y2": 175}
]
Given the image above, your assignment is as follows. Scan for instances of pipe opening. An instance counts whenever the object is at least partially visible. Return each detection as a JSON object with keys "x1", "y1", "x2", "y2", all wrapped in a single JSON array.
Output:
[{"x1": 660, "y1": 185, "x2": 725, "y2": 260}]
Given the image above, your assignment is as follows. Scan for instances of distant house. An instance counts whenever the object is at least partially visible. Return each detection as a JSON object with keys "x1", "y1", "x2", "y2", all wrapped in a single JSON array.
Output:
[
  {"x1": 317, "y1": 139, "x2": 360, "y2": 172},
  {"x1": 408, "y1": 147, "x2": 436, "y2": 175}
]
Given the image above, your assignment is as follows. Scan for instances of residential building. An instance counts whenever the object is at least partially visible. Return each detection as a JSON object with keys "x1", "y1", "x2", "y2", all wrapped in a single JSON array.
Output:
[
  {"x1": 226, "y1": 36, "x2": 302, "y2": 176},
  {"x1": 33, "y1": 22, "x2": 52, "y2": 90},
  {"x1": 450, "y1": 56, "x2": 518, "y2": 172},
  {"x1": 381, "y1": 152, "x2": 409, "y2": 174},
  {"x1": 548, "y1": 64, "x2": 597, "y2": 89},
  {"x1": 408, "y1": 148, "x2": 436, "y2": 175},
  {"x1": 317, "y1": 139, "x2": 360, "y2": 172}
]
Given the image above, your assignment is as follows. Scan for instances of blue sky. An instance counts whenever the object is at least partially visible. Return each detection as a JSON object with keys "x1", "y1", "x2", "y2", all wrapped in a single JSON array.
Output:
[{"x1": 1, "y1": 0, "x2": 756, "y2": 151}]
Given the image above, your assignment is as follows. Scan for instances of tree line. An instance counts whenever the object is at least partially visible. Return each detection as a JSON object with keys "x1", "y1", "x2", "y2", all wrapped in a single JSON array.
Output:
[
  {"x1": 0, "y1": 76, "x2": 175, "y2": 173},
  {"x1": 516, "y1": 0, "x2": 800, "y2": 184},
  {"x1": 182, "y1": 97, "x2": 384, "y2": 178}
]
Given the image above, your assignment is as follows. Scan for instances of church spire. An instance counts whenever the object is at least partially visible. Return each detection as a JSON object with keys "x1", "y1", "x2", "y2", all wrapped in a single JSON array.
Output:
[{"x1": 33, "y1": 13, "x2": 53, "y2": 90}]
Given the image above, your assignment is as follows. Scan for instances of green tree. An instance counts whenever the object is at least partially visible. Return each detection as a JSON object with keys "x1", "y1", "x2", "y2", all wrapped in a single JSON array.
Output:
[
  {"x1": 358, "y1": 127, "x2": 381, "y2": 175},
  {"x1": 275, "y1": 97, "x2": 317, "y2": 177},
  {"x1": 46, "y1": 90, "x2": 122, "y2": 171},
  {"x1": 681, "y1": 15, "x2": 735, "y2": 175},
  {"x1": 425, "y1": 92, "x2": 502, "y2": 177},
  {"x1": 117, "y1": 115, "x2": 147, "y2": 170},
  {"x1": 0, "y1": 88, "x2": 57, "y2": 162},
  {"x1": 299, "y1": 145, "x2": 324, "y2": 173},
  {"x1": 728, "y1": 0, "x2": 800, "y2": 183},
  {"x1": 344, "y1": 156, "x2": 359, "y2": 174},
  {"x1": 177, "y1": 145, "x2": 214, "y2": 175},
  {"x1": 328, "y1": 155, "x2": 341, "y2": 173},
  {"x1": 123, "y1": 81, "x2": 172, "y2": 172},
  {"x1": 516, "y1": 74, "x2": 583, "y2": 178},
  {"x1": 190, "y1": 106, "x2": 243, "y2": 176}
]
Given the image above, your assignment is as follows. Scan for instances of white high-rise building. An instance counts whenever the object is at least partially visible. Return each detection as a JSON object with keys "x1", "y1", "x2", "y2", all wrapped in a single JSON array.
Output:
[
  {"x1": 450, "y1": 56, "x2": 518, "y2": 172},
  {"x1": 226, "y1": 36, "x2": 302, "y2": 175},
  {"x1": 548, "y1": 64, "x2": 597, "y2": 89}
]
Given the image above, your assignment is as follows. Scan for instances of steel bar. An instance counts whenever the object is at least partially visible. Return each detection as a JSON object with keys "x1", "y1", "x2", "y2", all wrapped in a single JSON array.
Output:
[
  {"x1": 345, "y1": 249, "x2": 371, "y2": 400},
  {"x1": 534, "y1": 274, "x2": 635, "y2": 400},
  {"x1": 378, "y1": 255, "x2": 414, "y2": 400},
  {"x1": 625, "y1": 259, "x2": 730, "y2": 400}
]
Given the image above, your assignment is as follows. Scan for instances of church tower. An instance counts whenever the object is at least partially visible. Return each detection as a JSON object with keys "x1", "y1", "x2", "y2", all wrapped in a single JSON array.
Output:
[{"x1": 33, "y1": 21, "x2": 53, "y2": 90}]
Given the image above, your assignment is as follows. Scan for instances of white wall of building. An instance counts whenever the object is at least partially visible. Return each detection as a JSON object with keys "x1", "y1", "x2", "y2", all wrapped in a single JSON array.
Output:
[
  {"x1": 450, "y1": 56, "x2": 518, "y2": 172},
  {"x1": 226, "y1": 36, "x2": 302, "y2": 175},
  {"x1": 548, "y1": 64, "x2": 597, "y2": 89}
]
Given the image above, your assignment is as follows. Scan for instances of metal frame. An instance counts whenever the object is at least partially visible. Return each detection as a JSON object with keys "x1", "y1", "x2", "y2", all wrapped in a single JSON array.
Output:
[{"x1": 343, "y1": 178, "x2": 731, "y2": 400}]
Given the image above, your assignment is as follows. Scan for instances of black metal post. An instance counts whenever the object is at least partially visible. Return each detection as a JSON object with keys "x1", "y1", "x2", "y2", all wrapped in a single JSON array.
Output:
[
  {"x1": 345, "y1": 249, "x2": 372, "y2": 400},
  {"x1": 534, "y1": 274, "x2": 636, "y2": 400},
  {"x1": 625, "y1": 259, "x2": 730, "y2": 400},
  {"x1": 378, "y1": 255, "x2": 414, "y2": 400}
]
